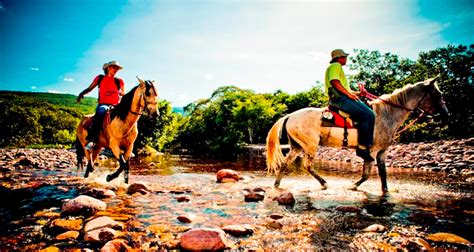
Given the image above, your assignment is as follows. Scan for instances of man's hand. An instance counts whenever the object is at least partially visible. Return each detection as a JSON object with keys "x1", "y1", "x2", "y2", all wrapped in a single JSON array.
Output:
[{"x1": 77, "y1": 92, "x2": 84, "y2": 103}]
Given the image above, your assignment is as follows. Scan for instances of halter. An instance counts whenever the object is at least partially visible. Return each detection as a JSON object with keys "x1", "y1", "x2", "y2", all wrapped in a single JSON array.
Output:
[
  {"x1": 130, "y1": 81, "x2": 157, "y2": 116},
  {"x1": 358, "y1": 83, "x2": 429, "y2": 139}
]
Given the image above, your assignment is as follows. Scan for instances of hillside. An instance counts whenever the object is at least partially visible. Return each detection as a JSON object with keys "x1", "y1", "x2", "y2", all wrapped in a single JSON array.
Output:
[{"x1": 0, "y1": 91, "x2": 97, "y2": 114}]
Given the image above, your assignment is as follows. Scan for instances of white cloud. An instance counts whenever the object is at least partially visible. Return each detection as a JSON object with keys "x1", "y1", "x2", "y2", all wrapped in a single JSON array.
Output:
[
  {"x1": 29, "y1": 67, "x2": 39, "y2": 71},
  {"x1": 204, "y1": 73, "x2": 214, "y2": 81},
  {"x1": 63, "y1": 77, "x2": 74, "y2": 82},
  {"x1": 47, "y1": 90, "x2": 63, "y2": 94},
  {"x1": 31, "y1": 86, "x2": 37, "y2": 90}
]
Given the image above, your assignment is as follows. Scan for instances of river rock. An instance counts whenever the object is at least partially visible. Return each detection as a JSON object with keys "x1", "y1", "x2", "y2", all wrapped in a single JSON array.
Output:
[
  {"x1": 49, "y1": 218, "x2": 84, "y2": 234},
  {"x1": 61, "y1": 195, "x2": 106, "y2": 217},
  {"x1": 276, "y1": 192, "x2": 295, "y2": 205},
  {"x1": 177, "y1": 213, "x2": 197, "y2": 223},
  {"x1": 100, "y1": 239, "x2": 132, "y2": 252},
  {"x1": 362, "y1": 224, "x2": 387, "y2": 232},
  {"x1": 84, "y1": 227, "x2": 119, "y2": 243},
  {"x1": 426, "y1": 232, "x2": 471, "y2": 245},
  {"x1": 221, "y1": 224, "x2": 254, "y2": 237},
  {"x1": 269, "y1": 214, "x2": 284, "y2": 220},
  {"x1": 127, "y1": 182, "x2": 151, "y2": 195},
  {"x1": 245, "y1": 191, "x2": 265, "y2": 202},
  {"x1": 83, "y1": 188, "x2": 116, "y2": 199},
  {"x1": 176, "y1": 195, "x2": 190, "y2": 202},
  {"x1": 216, "y1": 169, "x2": 241, "y2": 183},
  {"x1": 180, "y1": 228, "x2": 234, "y2": 250},
  {"x1": 267, "y1": 220, "x2": 283, "y2": 229},
  {"x1": 55, "y1": 230, "x2": 80, "y2": 241},
  {"x1": 84, "y1": 216, "x2": 124, "y2": 232},
  {"x1": 336, "y1": 205, "x2": 362, "y2": 213}
]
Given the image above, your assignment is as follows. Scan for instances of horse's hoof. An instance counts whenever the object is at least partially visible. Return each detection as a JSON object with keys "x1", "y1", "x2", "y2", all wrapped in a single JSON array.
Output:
[
  {"x1": 320, "y1": 185, "x2": 328, "y2": 190},
  {"x1": 106, "y1": 175, "x2": 113, "y2": 182},
  {"x1": 347, "y1": 185, "x2": 358, "y2": 191}
]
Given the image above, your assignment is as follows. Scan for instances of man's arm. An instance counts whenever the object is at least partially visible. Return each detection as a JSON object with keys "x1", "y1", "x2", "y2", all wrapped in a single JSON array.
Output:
[
  {"x1": 330, "y1": 79, "x2": 358, "y2": 100},
  {"x1": 77, "y1": 78, "x2": 99, "y2": 103}
]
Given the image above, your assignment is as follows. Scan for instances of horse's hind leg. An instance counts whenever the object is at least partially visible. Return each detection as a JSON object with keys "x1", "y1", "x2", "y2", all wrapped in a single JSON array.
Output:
[
  {"x1": 304, "y1": 154, "x2": 327, "y2": 190},
  {"x1": 349, "y1": 160, "x2": 373, "y2": 190},
  {"x1": 376, "y1": 150, "x2": 388, "y2": 194},
  {"x1": 274, "y1": 148, "x2": 300, "y2": 188},
  {"x1": 84, "y1": 147, "x2": 101, "y2": 178}
]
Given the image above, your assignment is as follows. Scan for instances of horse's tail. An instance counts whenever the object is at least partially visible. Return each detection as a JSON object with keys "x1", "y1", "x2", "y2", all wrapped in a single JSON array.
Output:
[
  {"x1": 266, "y1": 115, "x2": 289, "y2": 175},
  {"x1": 75, "y1": 137, "x2": 84, "y2": 170}
]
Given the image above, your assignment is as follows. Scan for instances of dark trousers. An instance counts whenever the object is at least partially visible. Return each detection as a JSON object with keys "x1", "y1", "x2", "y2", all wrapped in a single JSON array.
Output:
[
  {"x1": 330, "y1": 95, "x2": 375, "y2": 147},
  {"x1": 87, "y1": 105, "x2": 111, "y2": 142}
]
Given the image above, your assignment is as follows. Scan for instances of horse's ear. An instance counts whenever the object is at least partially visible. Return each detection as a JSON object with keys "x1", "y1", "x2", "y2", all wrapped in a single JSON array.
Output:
[
  {"x1": 136, "y1": 76, "x2": 146, "y2": 87},
  {"x1": 426, "y1": 74, "x2": 441, "y2": 85}
]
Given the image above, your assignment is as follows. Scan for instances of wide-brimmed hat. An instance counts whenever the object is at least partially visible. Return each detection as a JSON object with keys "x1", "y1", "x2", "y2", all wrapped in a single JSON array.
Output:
[
  {"x1": 102, "y1": 60, "x2": 124, "y2": 70},
  {"x1": 330, "y1": 49, "x2": 349, "y2": 63}
]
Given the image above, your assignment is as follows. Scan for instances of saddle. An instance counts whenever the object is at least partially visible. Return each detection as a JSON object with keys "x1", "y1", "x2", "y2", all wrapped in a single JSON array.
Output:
[{"x1": 321, "y1": 106, "x2": 356, "y2": 147}]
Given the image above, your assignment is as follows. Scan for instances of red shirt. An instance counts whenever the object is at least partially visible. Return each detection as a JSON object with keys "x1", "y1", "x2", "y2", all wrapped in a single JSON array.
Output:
[{"x1": 93, "y1": 75, "x2": 124, "y2": 105}]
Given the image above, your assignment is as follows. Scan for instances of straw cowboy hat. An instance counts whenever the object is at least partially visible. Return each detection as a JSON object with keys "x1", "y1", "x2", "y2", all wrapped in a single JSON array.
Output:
[
  {"x1": 102, "y1": 60, "x2": 124, "y2": 70},
  {"x1": 330, "y1": 49, "x2": 349, "y2": 63}
]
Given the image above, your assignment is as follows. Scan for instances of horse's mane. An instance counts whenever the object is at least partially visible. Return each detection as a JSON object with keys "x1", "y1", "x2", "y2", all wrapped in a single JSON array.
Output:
[
  {"x1": 110, "y1": 85, "x2": 139, "y2": 121},
  {"x1": 371, "y1": 81, "x2": 424, "y2": 108}
]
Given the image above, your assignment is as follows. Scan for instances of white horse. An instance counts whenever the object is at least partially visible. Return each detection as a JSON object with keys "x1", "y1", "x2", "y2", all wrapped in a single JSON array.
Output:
[{"x1": 266, "y1": 76, "x2": 449, "y2": 193}]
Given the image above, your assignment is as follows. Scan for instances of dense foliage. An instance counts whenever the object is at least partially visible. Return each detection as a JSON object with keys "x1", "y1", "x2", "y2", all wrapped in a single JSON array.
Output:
[{"x1": 1, "y1": 44, "x2": 472, "y2": 158}]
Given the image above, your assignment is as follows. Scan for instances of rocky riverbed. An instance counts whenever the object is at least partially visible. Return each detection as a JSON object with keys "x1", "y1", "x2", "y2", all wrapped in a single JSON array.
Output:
[{"x1": 0, "y1": 139, "x2": 473, "y2": 250}]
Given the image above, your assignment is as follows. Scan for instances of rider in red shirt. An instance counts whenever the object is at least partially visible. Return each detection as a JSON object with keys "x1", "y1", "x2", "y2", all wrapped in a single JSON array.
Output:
[{"x1": 77, "y1": 61, "x2": 125, "y2": 150}]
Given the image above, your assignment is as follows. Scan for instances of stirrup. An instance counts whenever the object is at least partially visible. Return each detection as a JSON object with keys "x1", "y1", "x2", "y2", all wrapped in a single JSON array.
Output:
[{"x1": 85, "y1": 142, "x2": 94, "y2": 151}]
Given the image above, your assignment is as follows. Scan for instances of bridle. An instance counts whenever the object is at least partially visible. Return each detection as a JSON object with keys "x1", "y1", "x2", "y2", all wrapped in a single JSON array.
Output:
[
  {"x1": 358, "y1": 83, "x2": 432, "y2": 139},
  {"x1": 130, "y1": 81, "x2": 158, "y2": 115}
]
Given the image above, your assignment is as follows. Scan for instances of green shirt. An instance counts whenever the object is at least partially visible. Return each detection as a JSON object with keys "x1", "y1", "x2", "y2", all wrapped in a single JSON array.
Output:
[{"x1": 325, "y1": 62, "x2": 351, "y2": 99}]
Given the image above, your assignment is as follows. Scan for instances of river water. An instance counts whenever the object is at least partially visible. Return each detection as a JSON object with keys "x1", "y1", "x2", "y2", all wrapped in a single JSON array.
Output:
[{"x1": 1, "y1": 153, "x2": 473, "y2": 250}]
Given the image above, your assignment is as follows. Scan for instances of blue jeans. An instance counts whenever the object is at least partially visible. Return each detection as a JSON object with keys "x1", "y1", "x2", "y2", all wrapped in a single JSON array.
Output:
[
  {"x1": 87, "y1": 104, "x2": 112, "y2": 142},
  {"x1": 330, "y1": 95, "x2": 375, "y2": 147}
]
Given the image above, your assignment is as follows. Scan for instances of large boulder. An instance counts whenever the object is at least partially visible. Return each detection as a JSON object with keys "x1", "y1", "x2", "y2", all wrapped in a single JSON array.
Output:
[
  {"x1": 84, "y1": 227, "x2": 119, "y2": 243},
  {"x1": 216, "y1": 169, "x2": 241, "y2": 183},
  {"x1": 61, "y1": 195, "x2": 106, "y2": 217},
  {"x1": 84, "y1": 216, "x2": 124, "y2": 232},
  {"x1": 180, "y1": 228, "x2": 234, "y2": 250}
]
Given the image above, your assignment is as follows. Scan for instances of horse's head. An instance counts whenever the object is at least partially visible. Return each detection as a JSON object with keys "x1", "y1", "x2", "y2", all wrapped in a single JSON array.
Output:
[
  {"x1": 419, "y1": 75, "x2": 449, "y2": 120},
  {"x1": 137, "y1": 76, "x2": 159, "y2": 118}
]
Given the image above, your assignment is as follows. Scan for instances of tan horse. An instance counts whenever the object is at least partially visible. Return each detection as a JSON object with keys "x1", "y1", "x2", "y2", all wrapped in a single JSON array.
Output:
[
  {"x1": 76, "y1": 77, "x2": 159, "y2": 183},
  {"x1": 266, "y1": 76, "x2": 449, "y2": 193}
]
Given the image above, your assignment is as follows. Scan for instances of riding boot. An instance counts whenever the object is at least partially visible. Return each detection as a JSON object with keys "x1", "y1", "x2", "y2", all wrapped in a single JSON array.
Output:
[{"x1": 356, "y1": 145, "x2": 374, "y2": 162}]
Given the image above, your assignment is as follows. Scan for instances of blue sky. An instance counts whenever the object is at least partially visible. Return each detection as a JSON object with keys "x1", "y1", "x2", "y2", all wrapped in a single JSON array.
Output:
[{"x1": 0, "y1": 0, "x2": 472, "y2": 107}]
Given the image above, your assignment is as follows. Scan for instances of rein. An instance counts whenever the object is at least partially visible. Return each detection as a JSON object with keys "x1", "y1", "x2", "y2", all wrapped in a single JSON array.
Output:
[{"x1": 358, "y1": 83, "x2": 427, "y2": 139}]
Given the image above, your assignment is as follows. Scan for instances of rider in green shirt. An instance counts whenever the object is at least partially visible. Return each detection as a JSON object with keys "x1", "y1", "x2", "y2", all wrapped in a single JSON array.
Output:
[{"x1": 325, "y1": 49, "x2": 375, "y2": 162}]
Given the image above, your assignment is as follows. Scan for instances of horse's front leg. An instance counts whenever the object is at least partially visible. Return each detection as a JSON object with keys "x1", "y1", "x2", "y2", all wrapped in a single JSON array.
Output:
[
  {"x1": 376, "y1": 150, "x2": 388, "y2": 194},
  {"x1": 106, "y1": 145, "x2": 124, "y2": 182},
  {"x1": 305, "y1": 154, "x2": 327, "y2": 190},
  {"x1": 348, "y1": 160, "x2": 373, "y2": 190}
]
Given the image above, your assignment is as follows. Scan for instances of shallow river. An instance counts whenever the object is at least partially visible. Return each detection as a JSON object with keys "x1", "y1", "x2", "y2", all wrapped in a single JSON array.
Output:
[{"x1": 1, "y1": 154, "x2": 473, "y2": 250}]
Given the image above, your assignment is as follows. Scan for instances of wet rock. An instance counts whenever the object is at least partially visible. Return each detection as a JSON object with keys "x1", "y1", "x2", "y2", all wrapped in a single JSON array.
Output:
[
  {"x1": 49, "y1": 218, "x2": 84, "y2": 234},
  {"x1": 40, "y1": 246, "x2": 61, "y2": 252},
  {"x1": 16, "y1": 157, "x2": 35, "y2": 167},
  {"x1": 266, "y1": 220, "x2": 283, "y2": 229},
  {"x1": 336, "y1": 205, "x2": 362, "y2": 213},
  {"x1": 245, "y1": 191, "x2": 265, "y2": 202},
  {"x1": 176, "y1": 195, "x2": 190, "y2": 202},
  {"x1": 221, "y1": 224, "x2": 254, "y2": 237},
  {"x1": 180, "y1": 228, "x2": 234, "y2": 250},
  {"x1": 84, "y1": 227, "x2": 119, "y2": 243},
  {"x1": 362, "y1": 224, "x2": 387, "y2": 232},
  {"x1": 177, "y1": 213, "x2": 197, "y2": 223},
  {"x1": 55, "y1": 230, "x2": 80, "y2": 241},
  {"x1": 276, "y1": 192, "x2": 295, "y2": 205},
  {"x1": 61, "y1": 195, "x2": 106, "y2": 217},
  {"x1": 100, "y1": 239, "x2": 132, "y2": 252},
  {"x1": 407, "y1": 237, "x2": 433, "y2": 251},
  {"x1": 426, "y1": 232, "x2": 471, "y2": 245},
  {"x1": 216, "y1": 169, "x2": 241, "y2": 183},
  {"x1": 269, "y1": 214, "x2": 284, "y2": 220},
  {"x1": 127, "y1": 182, "x2": 151, "y2": 195},
  {"x1": 83, "y1": 188, "x2": 116, "y2": 199},
  {"x1": 84, "y1": 216, "x2": 124, "y2": 232}
]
